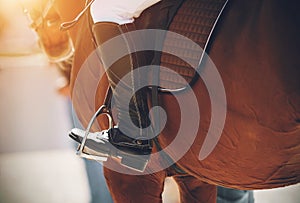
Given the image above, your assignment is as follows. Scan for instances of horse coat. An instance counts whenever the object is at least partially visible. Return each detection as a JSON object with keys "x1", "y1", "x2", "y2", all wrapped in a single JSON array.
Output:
[{"x1": 64, "y1": 0, "x2": 300, "y2": 193}]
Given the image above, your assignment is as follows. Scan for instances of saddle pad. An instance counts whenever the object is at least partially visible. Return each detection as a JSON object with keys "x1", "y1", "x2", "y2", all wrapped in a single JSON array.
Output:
[{"x1": 159, "y1": 0, "x2": 227, "y2": 90}]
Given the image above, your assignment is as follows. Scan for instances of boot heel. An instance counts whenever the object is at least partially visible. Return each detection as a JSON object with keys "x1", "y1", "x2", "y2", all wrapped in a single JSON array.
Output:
[{"x1": 120, "y1": 154, "x2": 150, "y2": 172}]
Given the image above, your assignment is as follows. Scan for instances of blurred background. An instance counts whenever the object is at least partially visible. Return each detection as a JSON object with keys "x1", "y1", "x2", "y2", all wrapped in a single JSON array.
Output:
[{"x1": 0, "y1": 1, "x2": 299, "y2": 203}]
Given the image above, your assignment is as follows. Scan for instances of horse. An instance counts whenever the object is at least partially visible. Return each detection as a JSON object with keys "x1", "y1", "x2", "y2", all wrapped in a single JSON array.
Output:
[{"x1": 53, "y1": 0, "x2": 300, "y2": 202}]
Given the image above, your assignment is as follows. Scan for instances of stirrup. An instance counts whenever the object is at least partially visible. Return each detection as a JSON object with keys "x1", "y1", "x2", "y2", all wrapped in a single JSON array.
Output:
[
  {"x1": 75, "y1": 105, "x2": 112, "y2": 162},
  {"x1": 69, "y1": 105, "x2": 150, "y2": 172}
]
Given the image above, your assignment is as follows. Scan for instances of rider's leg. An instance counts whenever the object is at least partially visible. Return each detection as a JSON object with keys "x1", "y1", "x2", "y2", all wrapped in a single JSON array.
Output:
[{"x1": 92, "y1": 22, "x2": 153, "y2": 154}]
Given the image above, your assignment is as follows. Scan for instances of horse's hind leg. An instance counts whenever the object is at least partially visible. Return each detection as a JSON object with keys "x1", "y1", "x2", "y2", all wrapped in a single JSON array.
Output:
[
  {"x1": 104, "y1": 167, "x2": 166, "y2": 203},
  {"x1": 173, "y1": 175, "x2": 217, "y2": 203}
]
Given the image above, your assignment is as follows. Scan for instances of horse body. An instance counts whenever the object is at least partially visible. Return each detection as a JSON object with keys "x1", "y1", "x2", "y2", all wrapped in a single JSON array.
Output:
[
  {"x1": 159, "y1": 0, "x2": 300, "y2": 189},
  {"x1": 54, "y1": 0, "x2": 300, "y2": 201}
]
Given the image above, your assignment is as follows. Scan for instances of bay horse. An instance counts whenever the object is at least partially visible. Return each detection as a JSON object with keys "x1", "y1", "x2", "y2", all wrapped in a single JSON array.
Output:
[{"x1": 53, "y1": 0, "x2": 300, "y2": 202}]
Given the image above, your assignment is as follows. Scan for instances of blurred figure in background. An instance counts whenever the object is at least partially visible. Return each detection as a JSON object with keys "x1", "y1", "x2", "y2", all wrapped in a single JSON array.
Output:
[{"x1": 217, "y1": 187, "x2": 254, "y2": 203}]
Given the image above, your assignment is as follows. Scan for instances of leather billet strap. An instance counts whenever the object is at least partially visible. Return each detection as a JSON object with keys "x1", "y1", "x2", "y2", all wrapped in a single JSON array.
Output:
[{"x1": 134, "y1": 0, "x2": 187, "y2": 174}]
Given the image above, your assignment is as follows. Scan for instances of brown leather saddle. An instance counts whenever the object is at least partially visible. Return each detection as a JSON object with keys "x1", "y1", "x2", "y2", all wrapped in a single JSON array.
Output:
[{"x1": 66, "y1": 0, "x2": 228, "y2": 92}]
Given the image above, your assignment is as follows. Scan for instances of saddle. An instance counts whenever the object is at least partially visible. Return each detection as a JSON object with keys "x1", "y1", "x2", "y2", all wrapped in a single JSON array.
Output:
[{"x1": 63, "y1": 0, "x2": 228, "y2": 92}]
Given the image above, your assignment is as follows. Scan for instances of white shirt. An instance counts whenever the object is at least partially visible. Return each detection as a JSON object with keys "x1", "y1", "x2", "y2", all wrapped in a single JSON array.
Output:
[{"x1": 90, "y1": 0, "x2": 161, "y2": 24}]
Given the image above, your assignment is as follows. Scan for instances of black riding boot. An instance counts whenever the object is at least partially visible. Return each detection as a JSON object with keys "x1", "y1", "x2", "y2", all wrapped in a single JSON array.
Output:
[
  {"x1": 96, "y1": 22, "x2": 153, "y2": 151},
  {"x1": 70, "y1": 22, "x2": 153, "y2": 171}
]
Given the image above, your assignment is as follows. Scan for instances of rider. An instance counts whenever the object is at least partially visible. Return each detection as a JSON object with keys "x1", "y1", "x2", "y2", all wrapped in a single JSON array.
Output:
[{"x1": 71, "y1": 0, "x2": 183, "y2": 171}]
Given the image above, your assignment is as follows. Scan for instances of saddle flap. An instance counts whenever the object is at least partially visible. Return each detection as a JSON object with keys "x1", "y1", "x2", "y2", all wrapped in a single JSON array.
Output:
[{"x1": 158, "y1": 0, "x2": 227, "y2": 91}]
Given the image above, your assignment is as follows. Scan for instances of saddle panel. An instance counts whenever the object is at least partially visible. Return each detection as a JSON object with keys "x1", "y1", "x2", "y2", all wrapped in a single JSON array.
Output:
[{"x1": 159, "y1": 0, "x2": 227, "y2": 90}]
